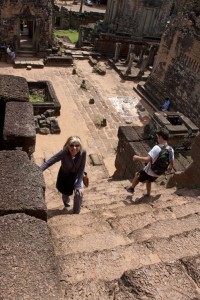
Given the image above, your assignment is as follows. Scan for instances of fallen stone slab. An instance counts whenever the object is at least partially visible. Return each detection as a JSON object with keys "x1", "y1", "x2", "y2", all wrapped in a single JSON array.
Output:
[
  {"x1": 0, "y1": 150, "x2": 46, "y2": 221},
  {"x1": 3, "y1": 102, "x2": 36, "y2": 156},
  {"x1": 0, "y1": 213, "x2": 62, "y2": 300}
]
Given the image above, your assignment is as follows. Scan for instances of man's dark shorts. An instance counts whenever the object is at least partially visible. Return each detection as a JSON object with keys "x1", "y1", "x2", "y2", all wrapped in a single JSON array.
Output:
[{"x1": 138, "y1": 170, "x2": 157, "y2": 182}]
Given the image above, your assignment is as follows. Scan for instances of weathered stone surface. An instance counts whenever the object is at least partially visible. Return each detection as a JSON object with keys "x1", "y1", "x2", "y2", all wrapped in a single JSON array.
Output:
[
  {"x1": 0, "y1": 74, "x2": 28, "y2": 102},
  {"x1": 181, "y1": 255, "x2": 200, "y2": 288},
  {"x1": 89, "y1": 153, "x2": 103, "y2": 165},
  {"x1": 169, "y1": 134, "x2": 200, "y2": 188},
  {"x1": 118, "y1": 262, "x2": 200, "y2": 299},
  {"x1": 0, "y1": 150, "x2": 46, "y2": 221},
  {"x1": 3, "y1": 102, "x2": 36, "y2": 156},
  {"x1": 0, "y1": 213, "x2": 62, "y2": 300}
]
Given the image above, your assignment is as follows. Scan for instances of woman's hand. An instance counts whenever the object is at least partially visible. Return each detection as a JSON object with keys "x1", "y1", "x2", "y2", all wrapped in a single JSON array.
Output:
[{"x1": 75, "y1": 188, "x2": 84, "y2": 196}]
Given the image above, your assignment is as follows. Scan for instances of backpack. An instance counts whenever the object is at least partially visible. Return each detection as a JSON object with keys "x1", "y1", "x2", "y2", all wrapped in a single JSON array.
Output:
[{"x1": 151, "y1": 145, "x2": 171, "y2": 175}]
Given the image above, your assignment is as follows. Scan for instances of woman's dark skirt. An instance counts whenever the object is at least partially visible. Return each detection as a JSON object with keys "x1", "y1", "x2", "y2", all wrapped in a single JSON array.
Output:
[{"x1": 56, "y1": 167, "x2": 76, "y2": 195}]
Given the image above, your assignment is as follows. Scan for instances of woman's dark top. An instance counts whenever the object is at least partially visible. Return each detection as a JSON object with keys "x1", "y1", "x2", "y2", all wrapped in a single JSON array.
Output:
[{"x1": 40, "y1": 149, "x2": 86, "y2": 189}]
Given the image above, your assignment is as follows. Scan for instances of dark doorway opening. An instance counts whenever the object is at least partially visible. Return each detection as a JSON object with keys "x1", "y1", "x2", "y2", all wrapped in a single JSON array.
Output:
[{"x1": 20, "y1": 19, "x2": 34, "y2": 49}]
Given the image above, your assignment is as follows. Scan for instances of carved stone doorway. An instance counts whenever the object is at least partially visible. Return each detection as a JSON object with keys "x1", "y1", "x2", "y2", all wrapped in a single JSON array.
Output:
[{"x1": 19, "y1": 19, "x2": 35, "y2": 50}]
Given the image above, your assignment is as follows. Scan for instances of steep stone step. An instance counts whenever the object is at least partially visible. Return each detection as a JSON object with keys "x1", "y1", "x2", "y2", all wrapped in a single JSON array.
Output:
[
  {"x1": 129, "y1": 213, "x2": 200, "y2": 242},
  {"x1": 62, "y1": 260, "x2": 200, "y2": 299},
  {"x1": 54, "y1": 232, "x2": 132, "y2": 256},
  {"x1": 58, "y1": 242, "x2": 160, "y2": 284},
  {"x1": 145, "y1": 228, "x2": 200, "y2": 262},
  {"x1": 57, "y1": 229, "x2": 200, "y2": 284},
  {"x1": 49, "y1": 194, "x2": 200, "y2": 241},
  {"x1": 116, "y1": 261, "x2": 200, "y2": 300},
  {"x1": 107, "y1": 201, "x2": 200, "y2": 237}
]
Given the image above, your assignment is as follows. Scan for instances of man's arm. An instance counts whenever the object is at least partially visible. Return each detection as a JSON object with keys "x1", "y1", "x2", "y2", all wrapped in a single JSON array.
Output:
[
  {"x1": 167, "y1": 160, "x2": 174, "y2": 172},
  {"x1": 133, "y1": 155, "x2": 152, "y2": 163}
]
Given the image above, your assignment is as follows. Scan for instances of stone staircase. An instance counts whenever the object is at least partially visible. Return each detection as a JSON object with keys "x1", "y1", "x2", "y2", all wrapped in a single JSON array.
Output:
[{"x1": 47, "y1": 176, "x2": 200, "y2": 299}]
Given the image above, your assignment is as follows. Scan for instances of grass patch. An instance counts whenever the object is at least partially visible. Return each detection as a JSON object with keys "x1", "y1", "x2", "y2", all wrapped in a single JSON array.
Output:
[
  {"x1": 29, "y1": 92, "x2": 45, "y2": 103},
  {"x1": 54, "y1": 29, "x2": 79, "y2": 43}
]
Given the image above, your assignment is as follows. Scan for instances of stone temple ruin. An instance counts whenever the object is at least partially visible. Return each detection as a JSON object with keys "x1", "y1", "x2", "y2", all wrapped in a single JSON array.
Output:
[
  {"x1": 137, "y1": 0, "x2": 200, "y2": 128},
  {"x1": 1, "y1": 0, "x2": 200, "y2": 298},
  {"x1": 0, "y1": 0, "x2": 53, "y2": 57}
]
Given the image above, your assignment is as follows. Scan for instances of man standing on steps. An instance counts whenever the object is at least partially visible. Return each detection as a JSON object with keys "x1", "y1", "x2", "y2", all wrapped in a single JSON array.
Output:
[{"x1": 126, "y1": 128, "x2": 174, "y2": 197}]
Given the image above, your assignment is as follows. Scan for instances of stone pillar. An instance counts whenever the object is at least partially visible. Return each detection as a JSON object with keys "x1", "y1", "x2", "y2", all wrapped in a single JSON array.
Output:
[
  {"x1": 113, "y1": 42, "x2": 121, "y2": 62},
  {"x1": 126, "y1": 44, "x2": 135, "y2": 64},
  {"x1": 148, "y1": 45, "x2": 158, "y2": 67},
  {"x1": 125, "y1": 53, "x2": 135, "y2": 75},
  {"x1": 138, "y1": 45, "x2": 147, "y2": 64},
  {"x1": 137, "y1": 55, "x2": 149, "y2": 77}
]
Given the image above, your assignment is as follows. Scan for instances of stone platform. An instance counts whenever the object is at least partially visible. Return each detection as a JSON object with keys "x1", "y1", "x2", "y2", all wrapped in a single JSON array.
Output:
[{"x1": 14, "y1": 58, "x2": 44, "y2": 68}]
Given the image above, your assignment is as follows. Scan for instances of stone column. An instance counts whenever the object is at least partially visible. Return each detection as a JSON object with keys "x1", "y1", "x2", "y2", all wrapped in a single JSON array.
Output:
[
  {"x1": 137, "y1": 55, "x2": 149, "y2": 77},
  {"x1": 138, "y1": 45, "x2": 147, "y2": 64},
  {"x1": 148, "y1": 45, "x2": 158, "y2": 67},
  {"x1": 126, "y1": 44, "x2": 135, "y2": 64},
  {"x1": 125, "y1": 53, "x2": 135, "y2": 75},
  {"x1": 113, "y1": 42, "x2": 121, "y2": 62}
]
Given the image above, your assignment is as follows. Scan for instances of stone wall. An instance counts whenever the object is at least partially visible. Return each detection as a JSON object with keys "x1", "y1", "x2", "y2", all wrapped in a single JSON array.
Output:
[
  {"x1": 55, "y1": 6, "x2": 104, "y2": 30},
  {"x1": 143, "y1": 3, "x2": 200, "y2": 128},
  {"x1": 0, "y1": 74, "x2": 62, "y2": 298},
  {"x1": 0, "y1": 151, "x2": 62, "y2": 299},
  {"x1": 169, "y1": 134, "x2": 200, "y2": 188},
  {"x1": 0, "y1": 75, "x2": 35, "y2": 156},
  {"x1": 105, "y1": 0, "x2": 173, "y2": 38}
]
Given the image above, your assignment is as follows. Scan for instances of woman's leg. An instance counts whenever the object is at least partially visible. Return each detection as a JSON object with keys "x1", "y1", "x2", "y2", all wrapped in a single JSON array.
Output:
[
  {"x1": 62, "y1": 194, "x2": 70, "y2": 207},
  {"x1": 73, "y1": 190, "x2": 83, "y2": 214}
]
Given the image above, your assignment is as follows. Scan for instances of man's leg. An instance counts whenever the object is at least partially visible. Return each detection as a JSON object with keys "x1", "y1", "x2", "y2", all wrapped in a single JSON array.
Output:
[
  {"x1": 127, "y1": 172, "x2": 140, "y2": 192},
  {"x1": 146, "y1": 181, "x2": 151, "y2": 196}
]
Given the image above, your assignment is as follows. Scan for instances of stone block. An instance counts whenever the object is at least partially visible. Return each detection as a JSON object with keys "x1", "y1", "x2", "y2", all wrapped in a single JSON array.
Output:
[
  {"x1": 0, "y1": 150, "x2": 46, "y2": 221},
  {"x1": 118, "y1": 126, "x2": 140, "y2": 142},
  {"x1": 181, "y1": 255, "x2": 200, "y2": 288},
  {"x1": 0, "y1": 213, "x2": 62, "y2": 299},
  {"x1": 118, "y1": 262, "x2": 200, "y2": 299},
  {"x1": 3, "y1": 102, "x2": 36, "y2": 156},
  {"x1": 0, "y1": 74, "x2": 29, "y2": 103}
]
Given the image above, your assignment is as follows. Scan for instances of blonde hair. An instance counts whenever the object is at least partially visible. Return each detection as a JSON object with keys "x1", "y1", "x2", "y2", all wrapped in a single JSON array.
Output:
[{"x1": 63, "y1": 136, "x2": 83, "y2": 153}]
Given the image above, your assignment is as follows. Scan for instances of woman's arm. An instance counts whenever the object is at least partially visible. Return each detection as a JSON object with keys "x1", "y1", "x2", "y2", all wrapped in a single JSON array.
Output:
[{"x1": 40, "y1": 150, "x2": 65, "y2": 171}]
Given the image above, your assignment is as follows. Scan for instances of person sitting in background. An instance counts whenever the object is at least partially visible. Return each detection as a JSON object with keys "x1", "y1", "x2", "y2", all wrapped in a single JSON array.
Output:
[
  {"x1": 6, "y1": 45, "x2": 16, "y2": 61},
  {"x1": 161, "y1": 97, "x2": 171, "y2": 111}
]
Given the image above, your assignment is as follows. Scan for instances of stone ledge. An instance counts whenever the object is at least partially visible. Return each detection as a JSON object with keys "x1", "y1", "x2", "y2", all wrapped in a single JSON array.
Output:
[
  {"x1": 0, "y1": 150, "x2": 46, "y2": 221},
  {"x1": 0, "y1": 74, "x2": 29, "y2": 103},
  {"x1": 3, "y1": 102, "x2": 36, "y2": 156},
  {"x1": 0, "y1": 213, "x2": 62, "y2": 299}
]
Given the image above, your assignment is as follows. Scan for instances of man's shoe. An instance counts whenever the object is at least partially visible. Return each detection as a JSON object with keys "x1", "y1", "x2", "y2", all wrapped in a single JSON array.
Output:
[
  {"x1": 64, "y1": 202, "x2": 70, "y2": 207},
  {"x1": 126, "y1": 186, "x2": 135, "y2": 193}
]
